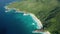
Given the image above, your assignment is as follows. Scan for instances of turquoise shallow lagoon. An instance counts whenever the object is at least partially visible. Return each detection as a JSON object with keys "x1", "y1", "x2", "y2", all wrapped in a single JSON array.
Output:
[
  {"x1": 0, "y1": 0, "x2": 42, "y2": 34},
  {"x1": 1, "y1": 9, "x2": 43, "y2": 34}
]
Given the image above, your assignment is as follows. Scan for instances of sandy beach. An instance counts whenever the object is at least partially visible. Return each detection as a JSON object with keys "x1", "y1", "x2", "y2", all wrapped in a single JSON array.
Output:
[
  {"x1": 30, "y1": 13, "x2": 43, "y2": 29},
  {"x1": 4, "y1": 6, "x2": 50, "y2": 34},
  {"x1": 30, "y1": 13, "x2": 50, "y2": 34}
]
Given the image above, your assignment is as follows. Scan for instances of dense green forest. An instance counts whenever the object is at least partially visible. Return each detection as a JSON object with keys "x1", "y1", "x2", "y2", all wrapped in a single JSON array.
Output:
[{"x1": 7, "y1": 0, "x2": 60, "y2": 34}]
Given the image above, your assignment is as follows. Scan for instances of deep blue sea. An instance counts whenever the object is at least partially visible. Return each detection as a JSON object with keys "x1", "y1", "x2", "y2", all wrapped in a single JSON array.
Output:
[{"x1": 0, "y1": 0, "x2": 41, "y2": 34}]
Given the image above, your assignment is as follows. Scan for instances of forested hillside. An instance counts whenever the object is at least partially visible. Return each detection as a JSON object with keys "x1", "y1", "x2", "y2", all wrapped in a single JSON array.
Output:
[{"x1": 7, "y1": 0, "x2": 60, "y2": 34}]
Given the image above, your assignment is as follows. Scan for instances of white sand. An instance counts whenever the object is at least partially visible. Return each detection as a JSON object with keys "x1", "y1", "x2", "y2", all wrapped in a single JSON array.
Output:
[
  {"x1": 30, "y1": 13, "x2": 50, "y2": 34},
  {"x1": 32, "y1": 30, "x2": 50, "y2": 34},
  {"x1": 30, "y1": 13, "x2": 43, "y2": 29},
  {"x1": 4, "y1": 6, "x2": 50, "y2": 34},
  {"x1": 43, "y1": 31, "x2": 51, "y2": 34}
]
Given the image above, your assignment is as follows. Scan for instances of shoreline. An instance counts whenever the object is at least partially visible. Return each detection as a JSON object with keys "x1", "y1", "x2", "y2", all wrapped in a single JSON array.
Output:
[
  {"x1": 4, "y1": 6, "x2": 50, "y2": 34},
  {"x1": 30, "y1": 13, "x2": 43, "y2": 29},
  {"x1": 4, "y1": 6, "x2": 43, "y2": 28},
  {"x1": 30, "y1": 13, "x2": 50, "y2": 34}
]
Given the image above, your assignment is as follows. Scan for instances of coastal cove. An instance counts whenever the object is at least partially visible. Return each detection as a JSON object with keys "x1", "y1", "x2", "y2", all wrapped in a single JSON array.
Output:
[
  {"x1": 0, "y1": 0, "x2": 60, "y2": 34},
  {"x1": 4, "y1": 6, "x2": 50, "y2": 34}
]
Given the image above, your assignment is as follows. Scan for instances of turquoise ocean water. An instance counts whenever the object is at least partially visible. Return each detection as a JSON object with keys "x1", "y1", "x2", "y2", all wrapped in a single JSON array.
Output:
[
  {"x1": 0, "y1": 0, "x2": 43, "y2": 34},
  {"x1": 1, "y1": 9, "x2": 42, "y2": 34}
]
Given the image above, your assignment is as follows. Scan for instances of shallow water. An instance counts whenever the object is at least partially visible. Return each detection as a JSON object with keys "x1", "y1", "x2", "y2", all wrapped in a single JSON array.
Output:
[
  {"x1": 0, "y1": 0, "x2": 43, "y2": 34},
  {"x1": 1, "y1": 10, "x2": 41, "y2": 34}
]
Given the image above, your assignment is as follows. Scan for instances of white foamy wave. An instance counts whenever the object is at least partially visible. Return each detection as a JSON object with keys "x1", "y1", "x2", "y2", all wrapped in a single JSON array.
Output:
[
  {"x1": 5, "y1": 11, "x2": 8, "y2": 13},
  {"x1": 30, "y1": 13, "x2": 43, "y2": 29},
  {"x1": 23, "y1": 13, "x2": 27, "y2": 15},
  {"x1": 32, "y1": 23, "x2": 35, "y2": 25},
  {"x1": 4, "y1": 6, "x2": 10, "y2": 10},
  {"x1": 23, "y1": 13, "x2": 29, "y2": 16}
]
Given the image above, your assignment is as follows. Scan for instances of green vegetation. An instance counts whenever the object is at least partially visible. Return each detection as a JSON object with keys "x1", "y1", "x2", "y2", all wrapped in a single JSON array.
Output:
[{"x1": 7, "y1": 0, "x2": 60, "y2": 34}]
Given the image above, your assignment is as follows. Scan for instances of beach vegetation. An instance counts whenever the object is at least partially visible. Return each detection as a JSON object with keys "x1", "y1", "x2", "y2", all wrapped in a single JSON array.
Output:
[{"x1": 6, "y1": 0, "x2": 60, "y2": 34}]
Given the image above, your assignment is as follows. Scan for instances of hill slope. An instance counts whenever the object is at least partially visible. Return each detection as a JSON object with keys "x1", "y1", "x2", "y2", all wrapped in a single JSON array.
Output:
[{"x1": 6, "y1": 0, "x2": 60, "y2": 34}]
